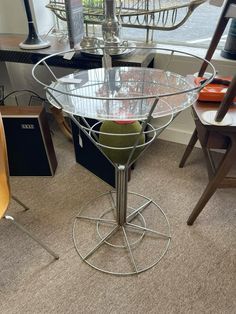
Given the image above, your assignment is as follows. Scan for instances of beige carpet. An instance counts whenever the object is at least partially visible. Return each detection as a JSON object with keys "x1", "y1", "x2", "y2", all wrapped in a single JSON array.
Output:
[{"x1": 0, "y1": 126, "x2": 235, "y2": 314}]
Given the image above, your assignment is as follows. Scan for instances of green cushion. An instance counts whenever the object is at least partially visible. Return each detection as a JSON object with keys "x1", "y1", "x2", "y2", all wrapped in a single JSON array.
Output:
[{"x1": 99, "y1": 121, "x2": 145, "y2": 164}]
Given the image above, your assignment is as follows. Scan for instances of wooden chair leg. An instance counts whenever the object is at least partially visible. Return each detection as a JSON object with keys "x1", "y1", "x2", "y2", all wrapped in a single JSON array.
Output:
[
  {"x1": 187, "y1": 137, "x2": 236, "y2": 225},
  {"x1": 179, "y1": 128, "x2": 198, "y2": 168},
  {"x1": 201, "y1": 147, "x2": 217, "y2": 180}
]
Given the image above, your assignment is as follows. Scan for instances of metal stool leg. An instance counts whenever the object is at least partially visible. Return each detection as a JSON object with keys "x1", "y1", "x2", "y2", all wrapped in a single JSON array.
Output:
[
  {"x1": 12, "y1": 195, "x2": 30, "y2": 211},
  {"x1": 4, "y1": 215, "x2": 59, "y2": 259}
]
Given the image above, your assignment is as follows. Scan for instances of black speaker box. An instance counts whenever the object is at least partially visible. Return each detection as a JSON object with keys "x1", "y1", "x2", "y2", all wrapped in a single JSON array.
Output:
[
  {"x1": 71, "y1": 118, "x2": 116, "y2": 188},
  {"x1": 0, "y1": 106, "x2": 57, "y2": 176}
]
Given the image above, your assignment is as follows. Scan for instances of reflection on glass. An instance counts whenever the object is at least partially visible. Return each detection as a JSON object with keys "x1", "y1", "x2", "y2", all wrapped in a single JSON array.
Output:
[{"x1": 47, "y1": 67, "x2": 198, "y2": 120}]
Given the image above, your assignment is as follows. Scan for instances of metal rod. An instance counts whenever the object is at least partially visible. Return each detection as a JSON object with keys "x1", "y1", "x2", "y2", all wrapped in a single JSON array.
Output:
[
  {"x1": 83, "y1": 225, "x2": 120, "y2": 260},
  {"x1": 5, "y1": 215, "x2": 59, "y2": 259},
  {"x1": 122, "y1": 226, "x2": 138, "y2": 273},
  {"x1": 43, "y1": 61, "x2": 58, "y2": 81},
  {"x1": 46, "y1": 88, "x2": 63, "y2": 109},
  {"x1": 32, "y1": 46, "x2": 215, "y2": 95},
  {"x1": 126, "y1": 223, "x2": 171, "y2": 239},
  {"x1": 108, "y1": 191, "x2": 117, "y2": 218},
  {"x1": 125, "y1": 96, "x2": 160, "y2": 167},
  {"x1": 164, "y1": 50, "x2": 174, "y2": 72},
  {"x1": 116, "y1": 165, "x2": 128, "y2": 225},
  {"x1": 108, "y1": 191, "x2": 116, "y2": 207},
  {"x1": 81, "y1": 116, "x2": 99, "y2": 142},
  {"x1": 77, "y1": 215, "x2": 117, "y2": 225},
  {"x1": 69, "y1": 113, "x2": 118, "y2": 170},
  {"x1": 126, "y1": 199, "x2": 152, "y2": 222},
  {"x1": 12, "y1": 195, "x2": 30, "y2": 211}
]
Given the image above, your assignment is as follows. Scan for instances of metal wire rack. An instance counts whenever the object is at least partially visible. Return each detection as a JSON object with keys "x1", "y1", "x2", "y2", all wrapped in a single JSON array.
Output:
[
  {"x1": 46, "y1": 0, "x2": 207, "y2": 42},
  {"x1": 32, "y1": 45, "x2": 215, "y2": 275}
]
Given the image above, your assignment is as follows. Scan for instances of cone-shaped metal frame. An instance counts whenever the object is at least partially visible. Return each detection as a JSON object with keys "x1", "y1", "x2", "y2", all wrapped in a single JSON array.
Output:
[
  {"x1": 31, "y1": 46, "x2": 215, "y2": 275},
  {"x1": 67, "y1": 99, "x2": 173, "y2": 275}
]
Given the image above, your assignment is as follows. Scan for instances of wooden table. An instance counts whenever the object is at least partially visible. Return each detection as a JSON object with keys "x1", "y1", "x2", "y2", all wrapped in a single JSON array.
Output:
[{"x1": 0, "y1": 34, "x2": 155, "y2": 69}]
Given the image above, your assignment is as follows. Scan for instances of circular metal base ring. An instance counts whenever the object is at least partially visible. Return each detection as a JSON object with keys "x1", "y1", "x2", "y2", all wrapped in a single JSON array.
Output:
[
  {"x1": 73, "y1": 191, "x2": 171, "y2": 276},
  {"x1": 96, "y1": 206, "x2": 147, "y2": 249}
]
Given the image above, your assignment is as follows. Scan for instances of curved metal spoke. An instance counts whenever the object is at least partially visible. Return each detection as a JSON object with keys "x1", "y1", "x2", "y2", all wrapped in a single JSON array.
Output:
[
  {"x1": 122, "y1": 226, "x2": 138, "y2": 273},
  {"x1": 126, "y1": 222, "x2": 171, "y2": 239},
  {"x1": 108, "y1": 191, "x2": 117, "y2": 219},
  {"x1": 127, "y1": 199, "x2": 152, "y2": 223},
  {"x1": 83, "y1": 225, "x2": 120, "y2": 260},
  {"x1": 76, "y1": 215, "x2": 117, "y2": 225}
]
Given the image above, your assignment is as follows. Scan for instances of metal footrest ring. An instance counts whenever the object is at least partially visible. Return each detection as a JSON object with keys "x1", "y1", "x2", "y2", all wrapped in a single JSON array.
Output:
[{"x1": 73, "y1": 191, "x2": 171, "y2": 276}]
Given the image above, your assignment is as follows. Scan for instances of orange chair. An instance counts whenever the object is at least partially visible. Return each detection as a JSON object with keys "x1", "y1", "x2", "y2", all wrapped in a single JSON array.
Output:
[{"x1": 0, "y1": 113, "x2": 59, "y2": 259}]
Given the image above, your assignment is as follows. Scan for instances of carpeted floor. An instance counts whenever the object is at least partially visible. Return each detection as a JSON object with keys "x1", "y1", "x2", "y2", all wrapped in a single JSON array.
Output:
[{"x1": 0, "y1": 126, "x2": 235, "y2": 314}]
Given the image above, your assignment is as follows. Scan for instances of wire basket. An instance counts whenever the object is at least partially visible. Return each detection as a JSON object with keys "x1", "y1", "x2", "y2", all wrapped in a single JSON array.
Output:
[{"x1": 46, "y1": 0, "x2": 207, "y2": 41}]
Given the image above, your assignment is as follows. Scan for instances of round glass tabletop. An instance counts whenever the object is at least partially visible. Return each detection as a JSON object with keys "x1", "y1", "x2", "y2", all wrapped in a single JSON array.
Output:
[{"x1": 46, "y1": 66, "x2": 199, "y2": 121}]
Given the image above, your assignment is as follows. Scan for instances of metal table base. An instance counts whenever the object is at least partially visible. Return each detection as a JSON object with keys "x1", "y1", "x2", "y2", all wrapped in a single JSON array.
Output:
[{"x1": 73, "y1": 187, "x2": 171, "y2": 275}]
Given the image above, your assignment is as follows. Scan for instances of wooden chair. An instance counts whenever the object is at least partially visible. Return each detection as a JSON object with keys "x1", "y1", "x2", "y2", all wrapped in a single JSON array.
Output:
[
  {"x1": 179, "y1": 90, "x2": 236, "y2": 225},
  {"x1": 0, "y1": 113, "x2": 59, "y2": 259},
  {"x1": 179, "y1": 0, "x2": 236, "y2": 225}
]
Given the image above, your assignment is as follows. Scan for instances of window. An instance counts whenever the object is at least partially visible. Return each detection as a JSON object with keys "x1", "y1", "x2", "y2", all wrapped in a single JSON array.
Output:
[
  {"x1": 44, "y1": 1, "x2": 228, "y2": 49},
  {"x1": 121, "y1": 1, "x2": 228, "y2": 48}
]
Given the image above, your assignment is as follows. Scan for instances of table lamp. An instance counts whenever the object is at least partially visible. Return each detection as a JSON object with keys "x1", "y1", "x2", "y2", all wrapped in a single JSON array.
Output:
[{"x1": 19, "y1": 0, "x2": 50, "y2": 50}]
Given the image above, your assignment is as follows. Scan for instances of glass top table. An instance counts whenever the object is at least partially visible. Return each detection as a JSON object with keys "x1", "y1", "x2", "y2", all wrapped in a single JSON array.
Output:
[
  {"x1": 32, "y1": 50, "x2": 214, "y2": 275},
  {"x1": 46, "y1": 66, "x2": 199, "y2": 121}
]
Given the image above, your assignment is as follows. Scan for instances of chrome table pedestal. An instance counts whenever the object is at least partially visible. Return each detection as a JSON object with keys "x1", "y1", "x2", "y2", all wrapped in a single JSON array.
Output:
[
  {"x1": 32, "y1": 48, "x2": 214, "y2": 275},
  {"x1": 68, "y1": 97, "x2": 173, "y2": 275}
]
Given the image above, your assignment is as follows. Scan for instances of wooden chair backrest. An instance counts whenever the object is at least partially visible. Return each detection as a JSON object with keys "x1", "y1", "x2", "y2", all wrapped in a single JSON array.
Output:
[{"x1": 0, "y1": 113, "x2": 10, "y2": 219}]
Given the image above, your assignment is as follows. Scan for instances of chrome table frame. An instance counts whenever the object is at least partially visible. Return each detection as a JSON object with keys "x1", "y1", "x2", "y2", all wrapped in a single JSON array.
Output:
[{"x1": 32, "y1": 46, "x2": 215, "y2": 275}]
